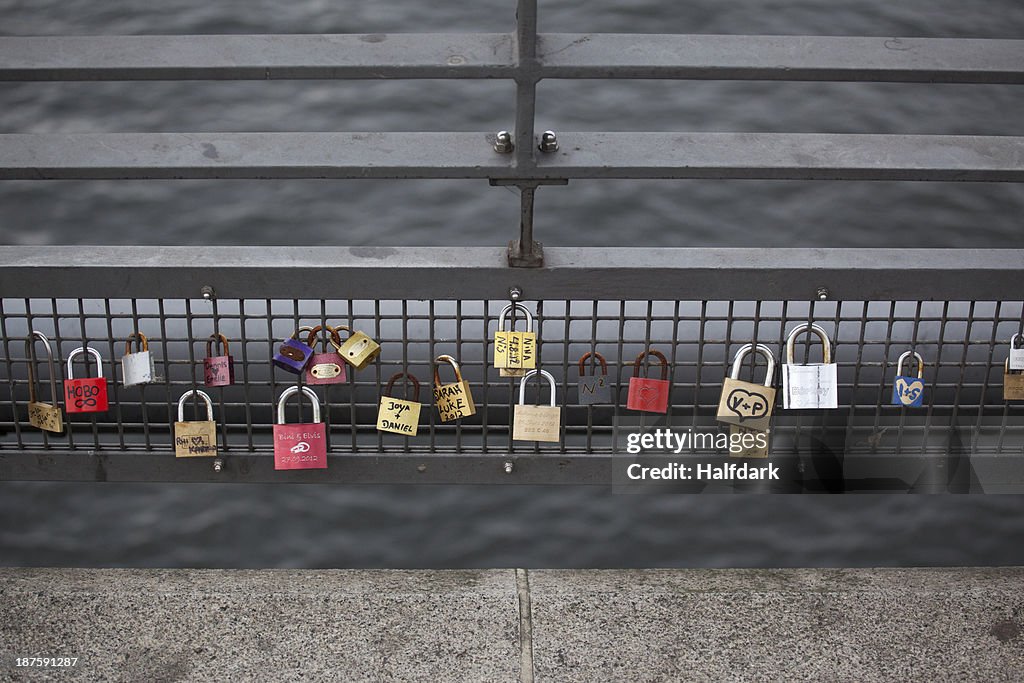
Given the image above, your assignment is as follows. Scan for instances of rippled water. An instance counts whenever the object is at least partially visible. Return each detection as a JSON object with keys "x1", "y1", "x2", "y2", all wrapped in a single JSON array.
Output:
[{"x1": 2, "y1": 0, "x2": 1024, "y2": 568}]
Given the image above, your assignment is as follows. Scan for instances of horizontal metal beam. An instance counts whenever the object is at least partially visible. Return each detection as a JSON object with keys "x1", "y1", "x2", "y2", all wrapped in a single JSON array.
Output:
[
  {"x1": 2, "y1": 132, "x2": 1022, "y2": 181},
  {"x1": 1, "y1": 34, "x2": 1021, "y2": 84},
  {"x1": 0, "y1": 246, "x2": 1021, "y2": 301}
]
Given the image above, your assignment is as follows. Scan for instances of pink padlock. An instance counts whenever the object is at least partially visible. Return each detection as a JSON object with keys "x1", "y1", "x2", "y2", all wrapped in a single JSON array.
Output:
[
  {"x1": 204, "y1": 333, "x2": 235, "y2": 387},
  {"x1": 273, "y1": 385, "x2": 327, "y2": 470},
  {"x1": 303, "y1": 325, "x2": 347, "y2": 386}
]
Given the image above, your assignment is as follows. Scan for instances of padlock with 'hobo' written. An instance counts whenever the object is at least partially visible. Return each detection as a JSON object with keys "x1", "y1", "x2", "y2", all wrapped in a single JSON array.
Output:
[
  {"x1": 626, "y1": 349, "x2": 671, "y2": 414},
  {"x1": 782, "y1": 323, "x2": 838, "y2": 410},
  {"x1": 513, "y1": 369, "x2": 562, "y2": 443},
  {"x1": 273, "y1": 385, "x2": 327, "y2": 470},
  {"x1": 204, "y1": 334, "x2": 235, "y2": 387},
  {"x1": 64, "y1": 346, "x2": 108, "y2": 414},
  {"x1": 494, "y1": 303, "x2": 537, "y2": 374},
  {"x1": 25, "y1": 331, "x2": 63, "y2": 433},
  {"x1": 377, "y1": 372, "x2": 422, "y2": 436},
  {"x1": 433, "y1": 355, "x2": 475, "y2": 422},
  {"x1": 576, "y1": 351, "x2": 611, "y2": 405},
  {"x1": 891, "y1": 351, "x2": 925, "y2": 408},
  {"x1": 717, "y1": 343, "x2": 776, "y2": 432},
  {"x1": 273, "y1": 326, "x2": 316, "y2": 374},
  {"x1": 174, "y1": 389, "x2": 218, "y2": 457},
  {"x1": 122, "y1": 332, "x2": 156, "y2": 387},
  {"x1": 336, "y1": 325, "x2": 381, "y2": 371},
  {"x1": 304, "y1": 325, "x2": 347, "y2": 385}
]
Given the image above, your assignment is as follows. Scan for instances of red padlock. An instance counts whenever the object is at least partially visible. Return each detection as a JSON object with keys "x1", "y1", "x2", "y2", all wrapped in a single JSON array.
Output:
[
  {"x1": 273, "y1": 385, "x2": 327, "y2": 470},
  {"x1": 204, "y1": 333, "x2": 235, "y2": 387},
  {"x1": 304, "y1": 325, "x2": 347, "y2": 386},
  {"x1": 64, "y1": 346, "x2": 109, "y2": 414},
  {"x1": 626, "y1": 349, "x2": 671, "y2": 414}
]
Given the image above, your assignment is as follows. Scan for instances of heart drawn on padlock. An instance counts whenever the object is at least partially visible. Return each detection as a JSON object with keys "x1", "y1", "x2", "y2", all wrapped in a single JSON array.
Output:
[
  {"x1": 726, "y1": 388, "x2": 770, "y2": 421},
  {"x1": 895, "y1": 377, "x2": 924, "y2": 405},
  {"x1": 639, "y1": 385, "x2": 658, "y2": 407}
]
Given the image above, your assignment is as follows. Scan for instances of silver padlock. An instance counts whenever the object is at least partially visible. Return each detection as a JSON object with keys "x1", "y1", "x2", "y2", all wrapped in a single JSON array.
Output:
[
  {"x1": 782, "y1": 323, "x2": 838, "y2": 409},
  {"x1": 1009, "y1": 333, "x2": 1024, "y2": 371},
  {"x1": 122, "y1": 332, "x2": 156, "y2": 387}
]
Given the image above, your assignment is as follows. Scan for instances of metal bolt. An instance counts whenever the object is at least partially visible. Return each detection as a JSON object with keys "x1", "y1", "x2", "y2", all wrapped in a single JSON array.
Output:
[
  {"x1": 509, "y1": 287, "x2": 523, "y2": 301},
  {"x1": 213, "y1": 458, "x2": 224, "y2": 473},
  {"x1": 201, "y1": 285, "x2": 216, "y2": 301},
  {"x1": 538, "y1": 131, "x2": 559, "y2": 153},
  {"x1": 504, "y1": 461, "x2": 514, "y2": 474},
  {"x1": 493, "y1": 131, "x2": 514, "y2": 154},
  {"x1": 816, "y1": 287, "x2": 830, "y2": 301}
]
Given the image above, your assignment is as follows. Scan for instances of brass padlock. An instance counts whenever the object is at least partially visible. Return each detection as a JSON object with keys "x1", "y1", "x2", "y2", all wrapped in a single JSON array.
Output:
[
  {"x1": 494, "y1": 302, "x2": 537, "y2": 374},
  {"x1": 174, "y1": 389, "x2": 218, "y2": 457},
  {"x1": 433, "y1": 354, "x2": 475, "y2": 422},
  {"x1": 25, "y1": 331, "x2": 63, "y2": 433},
  {"x1": 717, "y1": 343, "x2": 776, "y2": 432},
  {"x1": 1004, "y1": 359, "x2": 1024, "y2": 401},
  {"x1": 513, "y1": 369, "x2": 561, "y2": 443},
  {"x1": 729, "y1": 424, "x2": 770, "y2": 459},
  {"x1": 336, "y1": 325, "x2": 381, "y2": 371},
  {"x1": 377, "y1": 372, "x2": 422, "y2": 436}
]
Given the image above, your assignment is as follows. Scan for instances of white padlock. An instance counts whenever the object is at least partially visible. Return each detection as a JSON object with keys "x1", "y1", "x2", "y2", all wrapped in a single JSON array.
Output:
[
  {"x1": 782, "y1": 323, "x2": 838, "y2": 409},
  {"x1": 1009, "y1": 333, "x2": 1024, "y2": 371},
  {"x1": 122, "y1": 332, "x2": 156, "y2": 387}
]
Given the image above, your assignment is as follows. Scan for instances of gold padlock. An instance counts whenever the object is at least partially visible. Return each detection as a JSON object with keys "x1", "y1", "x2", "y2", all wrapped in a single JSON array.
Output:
[
  {"x1": 494, "y1": 303, "x2": 537, "y2": 373},
  {"x1": 336, "y1": 325, "x2": 381, "y2": 371},
  {"x1": 377, "y1": 372, "x2": 422, "y2": 436},
  {"x1": 513, "y1": 369, "x2": 561, "y2": 443},
  {"x1": 25, "y1": 331, "x2": 63, "y2": 433},
  {"x1": 174, "y1": 389, "x2": 218, "y2": 457},
  {"x1": 1004, "y1": 359, "x2": 1024, "y2": 401},
  {"x1": 433, "y1": 354, "x2": 476, "y2": 422},
  {"x1": 729, "y1": 424, "x2": 770, "y2": 459},
  {"x1": 717, "y1": 343, "x2": 776, "y2": 432}
]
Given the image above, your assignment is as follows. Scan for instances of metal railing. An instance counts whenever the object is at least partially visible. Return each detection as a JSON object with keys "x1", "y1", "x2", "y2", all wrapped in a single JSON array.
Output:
[{"x1": 1, "y1": 2, "x2": 1023, "y2": 487}]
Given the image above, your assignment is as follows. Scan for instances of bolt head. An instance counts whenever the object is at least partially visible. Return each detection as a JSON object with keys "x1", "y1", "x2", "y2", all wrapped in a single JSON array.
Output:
[
  {"x1": 493, "y1": 131, "x2": 514, "y2": 154},
  {"x1": 509, "y1": 287, "x2": 523, "y2": 301},
  {"x1": 816, "y1": 287, "x2": 830, "y2": 301},
  {"x1": 539, "y1": 131, "x2": 559, "y2": 153},
  {"x1": 504, "y1": 461, "x2": 514, "y2": 474}
]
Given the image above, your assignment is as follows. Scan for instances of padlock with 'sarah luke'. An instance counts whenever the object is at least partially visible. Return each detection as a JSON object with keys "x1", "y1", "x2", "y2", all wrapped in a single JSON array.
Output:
[
  {"x1": 626, "y1": 349, "x2": 671, "y2": 414},
  {"x1": 122, "y1": 331, "x2": 156, "y2": 387},
  {"x1": 174, "y1": 389, "x2": 218, "y2": 458},
  {"x1": 433, "y1": 354, "x2": 475, "y2": 422},
  {"x1": 513, "y1": 369, "x2": 561, "y2": 443},
  {"x1": 576, "y1": 351, "x2": 611, "y2": 405},
  {"x1": 273, "y1": 385, "x2": 327, "y2": 470},
  {"x1": 336, "y1": 325, "x2": 381, "y2": 371},
  {"x1": 272, "y1": 325, "x2": 316, "y2": 375},
  {"x1": 782, "y1": 323, "x2": 838, "y2": 410},
  {"x1": 25, "y1": 331, "x2": 63, "y2": 433},
  {"x1": 891, "y1": 351, "x2": 925, "y2": 408},
  {"x1": 494, "y1": 302, "x2": 537, "y2": 376},
  {"x1": 377, "y1": 372, "x2": 422, "y2": 436},
  {"x1": 717, "y1": 343, "x2": 776, "y2": 432},
  {"x1": 64, "y1": 346, "x2": 109, "y2": 414},
  {"x1": 304, "y1": 325, "x2": 347, "y2": 385},
  {"x1": 204, "y1": 333, "x2": 235, "y2": 388}
]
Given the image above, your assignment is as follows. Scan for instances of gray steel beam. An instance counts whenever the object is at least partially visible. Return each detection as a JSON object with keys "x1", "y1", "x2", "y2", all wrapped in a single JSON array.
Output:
[
  {"x1": 2, "y1": 132, "x2": 1021, "y2": 181},
  {"x1": 1, "y1": 34, "x2": 1021, "y2": 84},
  {"x1": 0, "y1": 246, "x2": 1021, "y2": 301}
]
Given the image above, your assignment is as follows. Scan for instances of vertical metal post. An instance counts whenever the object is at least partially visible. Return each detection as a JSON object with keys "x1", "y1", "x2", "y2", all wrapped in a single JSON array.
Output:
[{"x1": 514, "y1": 0, "x2": 538, "y2": 171}]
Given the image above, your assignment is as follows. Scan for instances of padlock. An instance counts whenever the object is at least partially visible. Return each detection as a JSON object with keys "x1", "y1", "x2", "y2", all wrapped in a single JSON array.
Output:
[
  {"x1": 891, "y1": 351, "x2": 925, "y2": 408},
  {"x1": 24, "y1": 331, "x2": 63, "y2": 433},
  {"x1": 576, "y1": 351, "x2": 611, "y2": 405},
  {"x1": 717, "y1": 343, "x2": 776, "y2": 432},
  {"x1": 121, "y1": 331, "x2": 156, "y2": 387},
  {"x1": 626, "y1": 349, "x2": 671, "y2": 414},
  {"x1": 64, "y1": 346, "x2": 108, "y2": 414},
  {"x1": 782, "y1": 323, "x2": 838, "y2": 410},
  {"x1": 433, "y1": 354, "x2": 476, "y2": 422},
  {"x1": 273, "y1": 385, "x2": 328, "y2": 470},
  {"x1": 304, "y1": 325, "x2": 348, "y2": 385},
  {"x1": 513, "y1": 369, "x2": 562, "y2": 443},
  {"x1": 494, "y1": 303, "x2": 537, "y2": 373},
  {"x1": 204, "y1": 333, "x2": 235, "y2": 387},
  {"x1": 729, "y1": 424, "x2": 770, "y2": 459},
  {"x1": 336, "y1": 325, "x2": 381, "y2": 371},
  {"x1": 174, "y1": 389, "x2": 218, "y2": 457},
  {"x1": 1004, "y1": 359, "x2": 1024, "y2": 401},
  {"x1": 1009, "y1": 333, "x2": 1024, "y2": 371},
  {"x1": 272, "y1": 326, "x2": 316, "y2": 374},
  {"x1": 377, "y1": 372, "x2": 422, "y2": 436}
]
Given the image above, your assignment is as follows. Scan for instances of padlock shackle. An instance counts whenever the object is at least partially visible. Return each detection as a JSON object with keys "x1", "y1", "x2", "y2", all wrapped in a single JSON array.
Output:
[
  {"x1": 896, "y1": 350, "x2": 925, "y2": 379},
  {"x1": 730, "y1": 343, "x2": 775, "y2": 386},
  {"x1": 497, "y1": 303, "x2": 534, "y2": 333},
  {"x1": 125, "y1": 331, "x2": 149, "y2": 355},
  {"x1": 433, "y1": 354, "x2": 464, "y2": 387},
  {"x1": 305, "y1": 324, "x2": 343, "y2": 350},
  {"x1": 25, "y1": 331, "x2": 58, "y2": 405},
  {"x1": 384, "y1": 372, "x2": 421, "y2": 402},
  {"x1": 577, "y1": 351, "x2": 608, "y2": 376},
  {"x1": 289, "y1": 325, "x2": 316, "y2": 341},
  {"x1": 785, "y1": 323, "x2": 832, "y2": 365},
  {"x1": 1013, "y1": 333, "x2": 1024, "y2": 349},
  {"x1": 66, "y1": 346, "x2": 104, "y2": 380},
  {"x1": 333, "y1": 325, "x2": 354, "y2": 343},
  {"x1": 276, "y1": 385, "x2": 321, "y2": 425},
  {"x1": 632, "y1": 349, "x2": 668, "y2": 380},
  {"x1": 519, "y1": 369, "x2": 557, "y2": 407},
  {"x1": 206, "y1": 333, "x2": 230, "y2": 358},
  {"x1": 178, "y1": 389, "x2": 214, "y2": 422}
]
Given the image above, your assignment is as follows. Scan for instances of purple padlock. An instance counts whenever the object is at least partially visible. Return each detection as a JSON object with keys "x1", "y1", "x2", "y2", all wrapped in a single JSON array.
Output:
[{"x1": 272, "y1": 326, "x2": 315, "y2": 374}]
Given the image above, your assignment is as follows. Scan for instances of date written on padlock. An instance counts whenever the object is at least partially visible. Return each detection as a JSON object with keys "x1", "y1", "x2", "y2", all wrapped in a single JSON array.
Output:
[
  {"x1": 25, "y1": 331, "x2": 64, "y2": 433},
  {"x1": 717, "y1": 343, "x2": 776, "y2": 432},
  {"x1": 891, "y1": 351, "x2": 925, "y2": 408},
  {"x1": 377, "y1": 372, "x2": 422, "y2": 436},
  {"x1": 273, "y1": 385, "x2": 328, "y2": 470},
  {"x1": 64, "y1": 346, "x2": 109, "y2": 414},
  {"x1": 782, "y1": 323, "x2": 838, "y2": 410},
  {"x1": 494, "y1": 303, "x2": 537, "y2": 372},
  {"x1": 174, "y1": 389, "x2": 218, "y2": 457},
  {"x1": 513, "y1": 369, "x2": 561, "y2": 443},
  {"x1": 433, "y1": 355, "x2": 476, "y2": 422}
]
